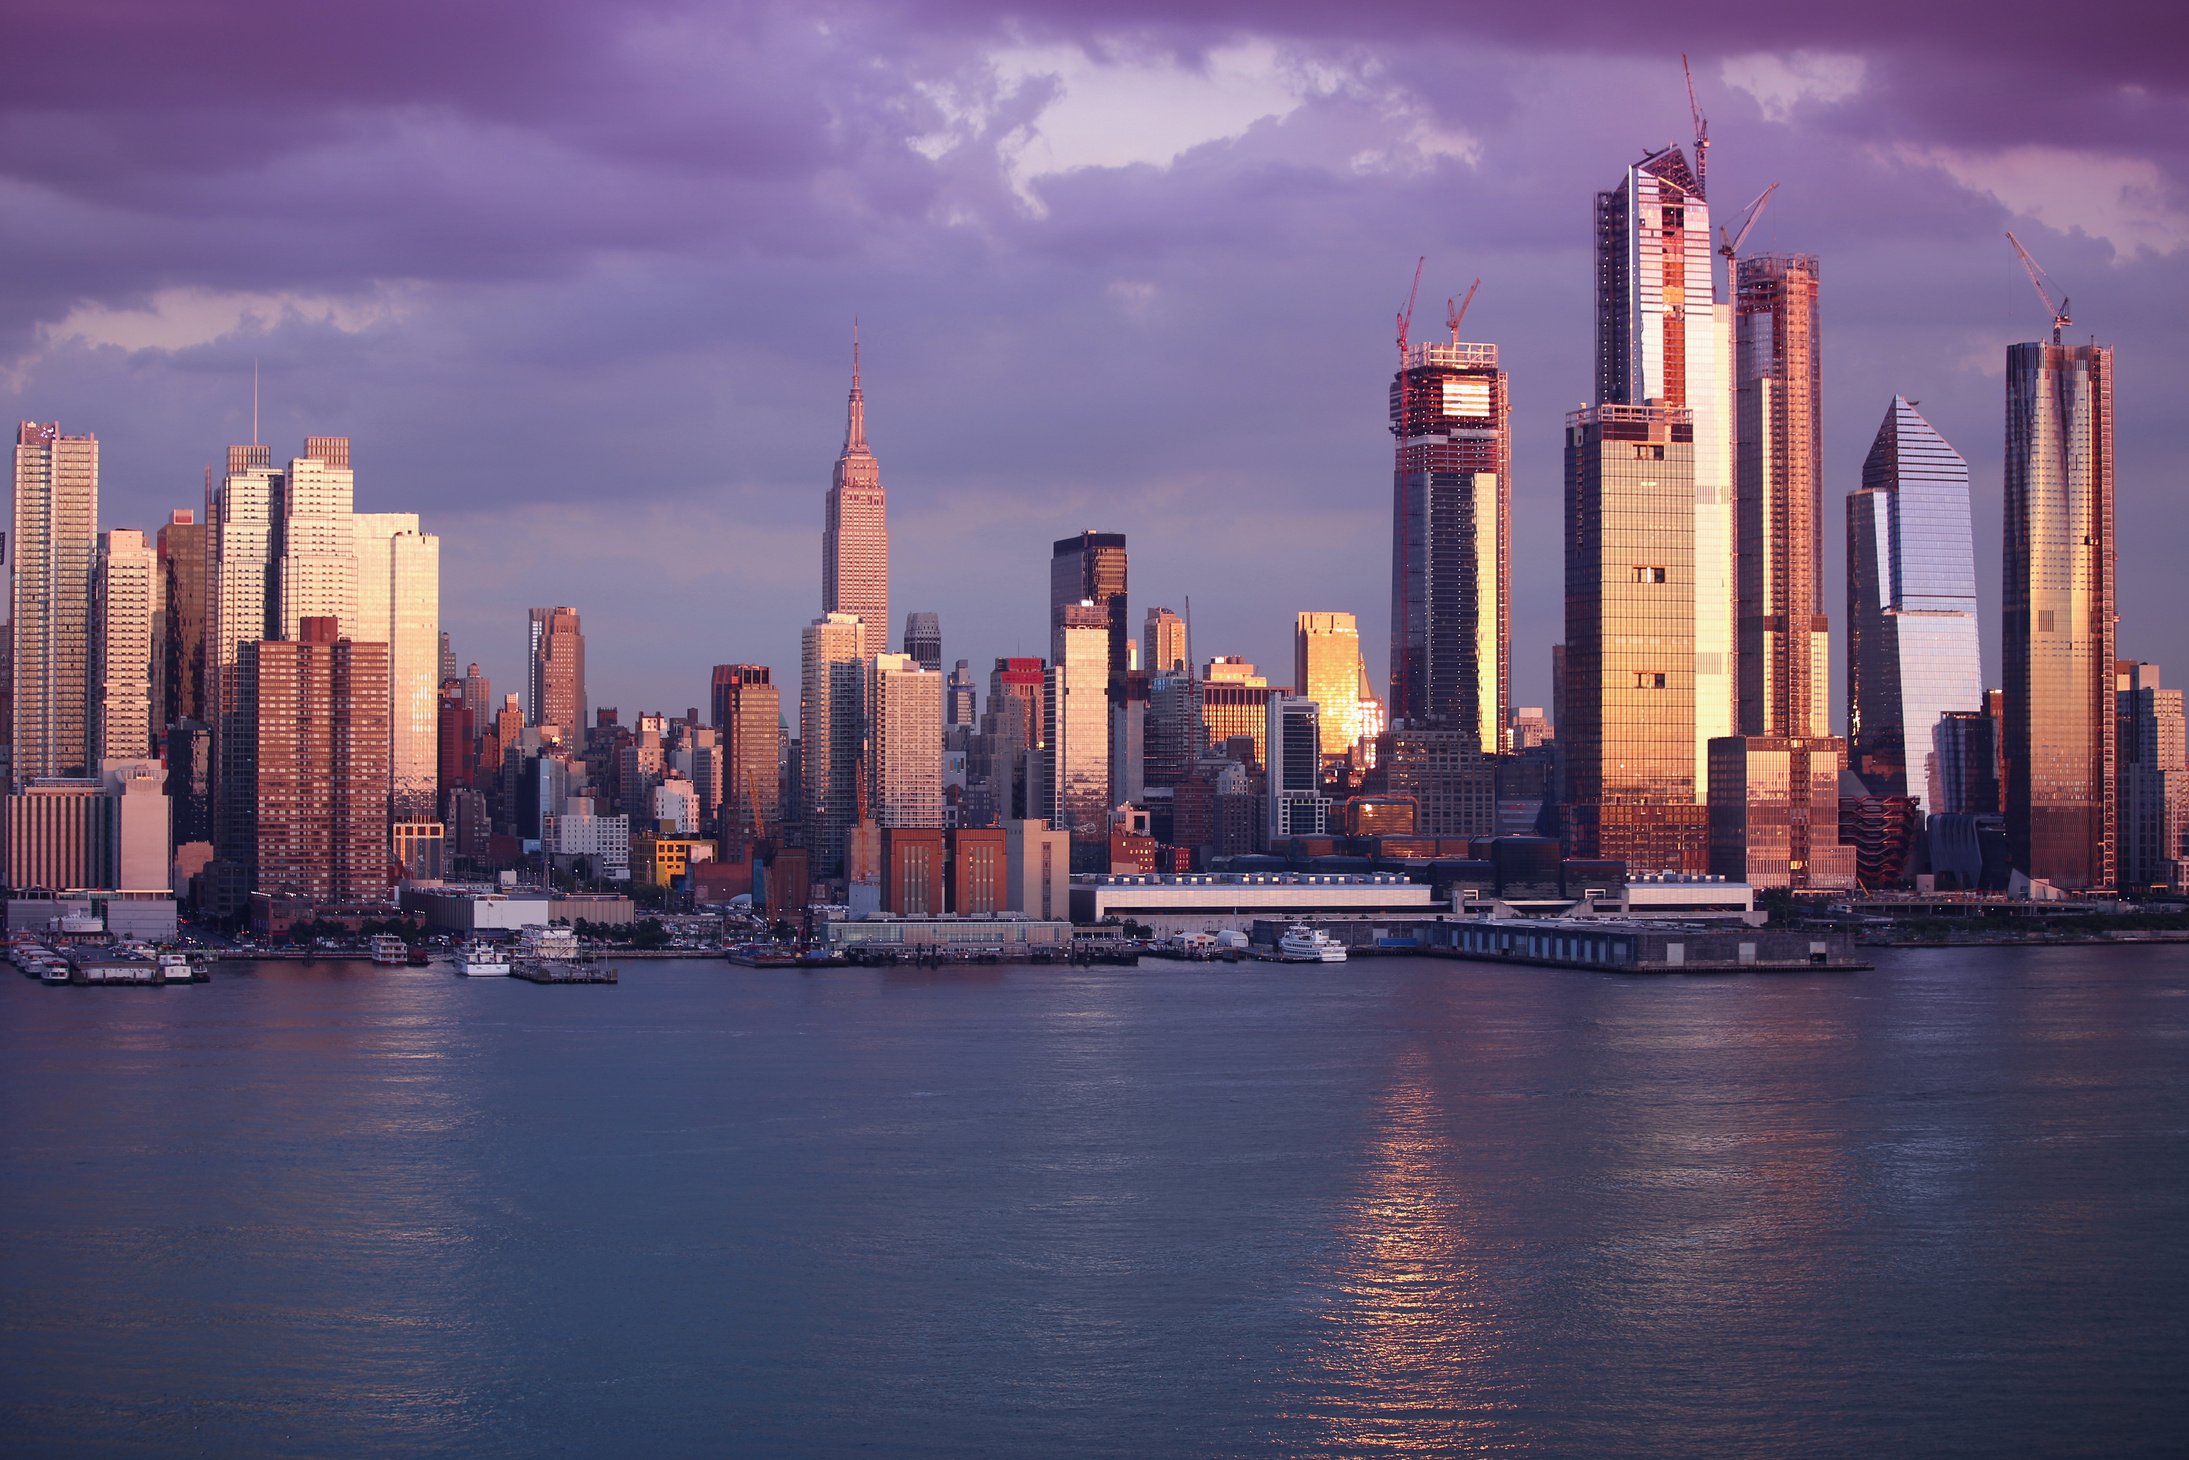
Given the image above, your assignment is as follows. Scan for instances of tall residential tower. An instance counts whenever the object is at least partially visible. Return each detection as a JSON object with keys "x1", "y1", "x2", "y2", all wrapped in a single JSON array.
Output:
[{"x1": 11, "y1": 423, "x2": 99, "y2": 780}]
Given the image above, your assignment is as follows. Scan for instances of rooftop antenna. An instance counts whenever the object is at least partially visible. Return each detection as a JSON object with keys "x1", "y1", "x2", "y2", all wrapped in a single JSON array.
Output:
[
  {"x1": 2005, "y1": 231, "x2": 2072, "y2": 345},
  {"x1": 1682, "y1": 53, "x2": 1710, "y2": 198},
  {"x1": 251, "y1": 358, "x2": 260, "y2": 445}
]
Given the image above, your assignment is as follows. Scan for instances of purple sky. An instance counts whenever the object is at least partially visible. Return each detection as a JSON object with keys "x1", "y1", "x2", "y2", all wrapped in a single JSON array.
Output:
[{"x1": 4, "y1": 2, "x2": 2183, "y2": 722}]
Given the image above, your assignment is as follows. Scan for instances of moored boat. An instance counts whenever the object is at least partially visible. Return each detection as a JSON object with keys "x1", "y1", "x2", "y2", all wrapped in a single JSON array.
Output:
[
  {"x1": 458, "y1": 940, "x2": 511, "y2": 977},
  {"x1": 369, "y1": 934, "x2": 408, "y2": 966},
  {"x1": 1274, "y1": 925, "x2": 1348, "y2": 963}
]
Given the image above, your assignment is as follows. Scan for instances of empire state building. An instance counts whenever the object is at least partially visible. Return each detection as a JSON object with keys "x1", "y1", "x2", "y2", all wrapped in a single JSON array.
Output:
[{"x1": 823, "y1": 333, "x2": 888, "y2": 637}]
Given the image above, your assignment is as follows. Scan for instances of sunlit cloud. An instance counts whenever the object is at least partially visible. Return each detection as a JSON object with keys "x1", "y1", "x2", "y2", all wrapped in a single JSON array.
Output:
[
  {"x1": 1720, "y1": 51, "x2": 1866, "y2": 124},
  {"x1": 1890, "y1": 143, "x2": 2189, "y2": 259}
]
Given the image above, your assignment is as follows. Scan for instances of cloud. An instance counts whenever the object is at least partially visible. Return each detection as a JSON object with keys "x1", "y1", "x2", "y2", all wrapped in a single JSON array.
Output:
[
  {"x1": 1889, "y1": 143, "x2": 2189, "y2": 259},
  {"x1": 1720, "y1": 51, "x2": 1866, "y2": 123},
  {"x1": 38, "y1": 287, "x2": 411, "y2": 353}
]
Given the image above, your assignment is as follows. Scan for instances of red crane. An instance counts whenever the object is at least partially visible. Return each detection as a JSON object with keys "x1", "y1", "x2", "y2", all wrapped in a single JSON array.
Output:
[
  {"x1": 2005, "y1": 231, "x2": 2071, "y2": 345},
  {"x1": 1446, "y1": 277, "x2": 1480, "y2": 344}
]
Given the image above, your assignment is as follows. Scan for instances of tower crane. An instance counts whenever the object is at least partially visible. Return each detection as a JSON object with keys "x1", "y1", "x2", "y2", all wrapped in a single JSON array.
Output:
[
  {"x1": 1446, "y1": 277, "x2": 1480, "y2": 345},
  {"x1": 1395, "y1": 255, "x2": 1425, "y2": 368},
  {"x1": 1683, "y1": 53, "x2": 1710, "y2": 196},
  {"x1": 1717, "y1": 182, "x2": 1779, "y2": 263},
  {"x1": 2005, "y1": 231, "x2": 2071, "y2": 344}
]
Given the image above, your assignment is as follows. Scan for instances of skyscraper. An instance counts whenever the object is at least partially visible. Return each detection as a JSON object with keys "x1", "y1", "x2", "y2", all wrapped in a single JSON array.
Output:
[
  {"x1": 12, "y1": 423, "x2": 98, "y2": 781},
  {"x1": 274, "y1": 442, "x2": 358, "y2": 639},
  {"x1": 1143, "y1": 607, "x2": 1188, "y2": 677},
  {"x1": 1561, "y1": 403, "x2": 1707, "y2": 874},
  {"x1": 800, "y1": 612, "x2": 867, "y2": 874},
  {"x1": 1388, "y1": 334, "x2": 1508, "y2": 748},
  {"x1": 711, "y1": 664, "x2": 781, "y2": 838},
  {"x1": 900, "y1": 612, "x2": 941, "y2": 673},
  {"x1": 2118, "y1": 661, "x2": 2187, "y2": 892},
  {"x1": 527, "y1": 606, "x2": 587, "y2": 736},
  {"x1": 1266, "y1": 694, "x2": 1328, "y2": 840},
  {"x1": 1295, "y1": 612, "x2": 1374, "y2": 765},
  {"x1": 945, "y1": 659, "x2": 977, "y2": 729},
  {"x1": 1596, "y1": 146, "x2": 1734, "y2": 799},
  {"x1": 1847, "y1": 397, "x2": 1984, "y2": 810},
  {"x1": 92, "y1": 529, "x2": 159, "y2": 764},
  {"x1": 1050, "y1": 532, "x2": 1129, "y2": 682},
  {"x1": 1038, "y1": 602, "x2": 1110, "y2": 869},
  {"x1": 869, "y1": 653, "x2": 943, "y2": 829},
  {"x1": 355, "y1": 511, "x2": 441, "y2": 822},
  {"x1": 823, "y1": 335, "x2": 888, "y2": 636},
  {"x1": 158, "y1": 508, "x2": 209, "y2": 733},
  {"x1": 2004, "y1": 340, "x2": 2116, "y2": 889}
]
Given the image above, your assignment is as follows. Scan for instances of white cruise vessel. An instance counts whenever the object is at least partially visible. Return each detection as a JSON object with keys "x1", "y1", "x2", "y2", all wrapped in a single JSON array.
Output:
[
  {"x1": 517, "y1": 925, "x2": 580, "y2": 962},
  {"x1": 1275, "y1": 926, "x2": 1348, "y2": 963},
  {"x1": 459, "y1": 940, "x2": 511, "y2": 977},
  {"x1": 369, "y1": 934, "x2": 408, "y2": 966}
]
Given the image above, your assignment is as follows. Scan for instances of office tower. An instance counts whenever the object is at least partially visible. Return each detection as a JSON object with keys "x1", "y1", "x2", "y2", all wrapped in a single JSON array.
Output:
[
  {"x1": 2004, "y1": 341, "x2": 2116, "y2": 889},
  {"x1": 438, "y1": 631, "x2": 456, "y2": 686},
  {"x1": 800, "y1": 612, "x2": 867, "y2": 874},
  {"x1": 1847, "y1": 397, "x2": 1985, "y2": 809},
  {"x1": 527, "y1": 606, "x2": 587, "y2": 735},
  {"x1": 1038, "y1": 602, "x2": 1110, "y2": 868},
  {"x1": 2118, "y1": 662, "x2": 2187, "y2": 891},
  {"x1": 1596, "y1": 145, "x2": 1734, "y2": 798},
  {"x1": 461, "y1": 663, "x2": 490, "y2": 724},
  {"x1": 355, "y1": 512, "x2": 440, "y2": 822},
  {"x1": 1935, "y1": 709, "x2": 2002, "y2": 818},
  {"x1": 1562, "y1": 404, "x2": 1707, "y2": 874},
  {"x1": 1386, "y1": 727, "x2": 1497, "y2": 837},
  {"x1": 1199, "y1": 657, "x2": 1275, "y2": 766},
  {"x1": 1050, "y1": 531, "x2": 1129, "y2": 682},
  {"x1": 166, "y1": 720, "x2": 212, "y2": 846},
  {"x1": 93, "y1": 529, "x2": 160, "y2": 763},
  {"x1": 901, "y1": 612, "x2": 942, "y2": 673},
  {"x1": 1388, "y1": 333, "x2": 1509, "y2": 749},
  {"x1": 1143, "y1": 608, "x2": 1188, "y2": 677},
  {"x1": 1266, "y1": 694, "x2": 1329, "y2": 840},
  {"x1": 1146, "y1": 671, "x2": 1201, "y2": 788},
  {"x1": 971, "y1": 657, "x2": 1043, "y2": 826},
  {"x1": 869, "y1": 653, "x2": 943, "y2": 829},
  {"x1": 274, "y1": 442, "x2": 358, "y2": 637},
  {"x1": 1295, "y1": 612, "x2": 1378, "y2": 764},
  {"x1": 438, "y1": 681, "x2": 473, "y2": 793},
  {"x1": 945, "y1": 659, "x2": 977, "y2": 728},
  {"x1": 12, "y1": 423, "x2": 98, "y2": 780},
  {"x1": 1110, "y1": 669, "x2": 1150, "y2": 808},
  {"x1": 823, "y1": 335, "x2": 888, "y2": 634},
  {"x1": 711, "y1": 664, "x2": 782, "y2": 838},
  {"x1": 235, "y1": 617, "x2": 392, "y2": 901},
  {"x1": 158, "y1": 509, "x2": 208, "y2": 732},
  {"x1": 1733, "y1": 255, "x2": 1828, "y2": 738},
  {"x1": 207, "y1": 445, "x2": 277, "y2": 884}
]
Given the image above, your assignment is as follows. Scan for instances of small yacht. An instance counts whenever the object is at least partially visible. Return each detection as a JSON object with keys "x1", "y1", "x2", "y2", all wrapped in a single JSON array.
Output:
[
  {"x1": 458, "y1": 940, "x2": 511, "y2": 977},
  {"x1": 369, "y1": 934, "x2": 408, "y2": 966},
  {"x1": 1275, "y1": 925, "x2": 1348, "y2": 963}
]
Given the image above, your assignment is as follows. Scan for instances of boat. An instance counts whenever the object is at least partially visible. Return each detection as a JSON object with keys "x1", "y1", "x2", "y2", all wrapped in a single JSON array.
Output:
[
  {"x1": 516, "y1": 925, "x2": 581, "y2": 963},
  {"x1": 458, "y1": 940, "x2": 511, "y2": 977},
  {"x1": 1275, "y1": 925, "x2": 1348, "y2": 963},
  {"x1": 369, "y1": 934, "x2": 408, "y2": 966},
  {"x1": 406, "y1": 946, "x2": 431, "y2": 966},
  {"x1": 38, "y1": 959, "x2": 70, "y2": 985},
  {"x1": 157, "y1": 951, "x2": 197, "y2": 983}
]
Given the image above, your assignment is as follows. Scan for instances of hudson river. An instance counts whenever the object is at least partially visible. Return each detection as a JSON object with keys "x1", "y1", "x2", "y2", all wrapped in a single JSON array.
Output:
[{"x1": 4, "y1": 949, "x2": 2185, "y2": 1456}]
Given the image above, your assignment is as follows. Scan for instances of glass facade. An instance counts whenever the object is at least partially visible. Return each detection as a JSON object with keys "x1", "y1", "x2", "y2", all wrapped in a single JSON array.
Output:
[
  {"x1": 1040, "y1": 605, "x2": 1110, "y2": 870},
  {"x1": 1846, "y1": 397, "x2": 1984, "y2": 811},
  {"x1": 1295, "y1": 612, "x2": 1374, "y2": 763},
  {"x1": 799, "y1": 613, "x2": 866, "y2": 875},
  {"x1": 1388, "y1": 340, "x2": 1508, "y2": 748},
  {"x1": 2004, "y1": 342, "x2": 2115, "y2": 889},
  {"x1": 1050, "y1": 532, "x2": 1129, "y2": 683},
  {"x1": 1562, "y1": 404, "x2": 1707, "y2": 873}
]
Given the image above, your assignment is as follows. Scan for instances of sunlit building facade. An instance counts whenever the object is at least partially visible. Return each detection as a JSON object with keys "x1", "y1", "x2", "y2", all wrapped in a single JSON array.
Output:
[
  {"x1": 1051, "y1": 531, "x2": 1129, "y2": 684},
  {"x1": 12, "y1": 423, "x2": 100, "y2": 781},
  {"x1": 1562, "y1": 404, "x2": 1707, "y2": 873},
  {"x1": 1038, "y1": 603, "x2": 1110, "y2": 869},
  {"x1": 711, "y1": 664, "x2": 781, "y2": 838},
  {"x1": 869, "y1": 653, "x2": 943, "y2": 830},
  {"x1": 158, "y1": 509, "x2": 209, "y2": 731},
  {"x1": 1847, "y1": 396, "x2": 1985, "y2": 810},
  {"x1": 1143, "y1": 607, "x2": 1188, "y2": 677},
  {"x1": 92, "y1": 529, "x2": 159, "y2": 765},
  {"x1": 355, "y1": 513, "x2": 440, "y2": 822},
  {"x1": 800, "y1": 612, "x2": 866, "y2": 875},
  {"x1": 2118, "y1": 661, "x2": 2188, "y2": 892},
  {"x1": 1388, "y1": 339, "x2": 1508, "y2": 749},
  {"x1": 823, "y1": 338, "x2": 888, "y2": 637},
  {"x1": 2004, "y1": 341, "x2": 2115, "y2": 889},
  {"x1": 527, "y1": 606, "x2": 586, "y2": 738},
  {"x1": 1266, "y1": 694, "x2": 1328, "y2": 840},
  {"x1": 1295, "y1": 612, "x2": 1376, "y2": 765},
  {"x1": 1596, "y1": 146, "x2": 1733, "y2": 799}
]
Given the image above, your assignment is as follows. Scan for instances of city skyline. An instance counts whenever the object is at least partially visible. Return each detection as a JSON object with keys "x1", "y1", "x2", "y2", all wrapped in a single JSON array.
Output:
[{"x1": 0, "y1": 10, "x2": 2178, "y2": 720}]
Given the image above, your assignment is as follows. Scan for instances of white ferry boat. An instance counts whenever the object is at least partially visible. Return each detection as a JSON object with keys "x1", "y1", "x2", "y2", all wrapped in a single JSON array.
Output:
[
  {"x1": 458, "y1": 940, "x2": 511, "y2": 977},
  {"x1": 1275, "y1": 926, "x2": 1348, "y2": 963},
  {"x1": 369, "y1": 934, "x2": 408, "y2": 966},
  {"x1": 157, "y1": 950, "x2": 203, "y2": 983}
]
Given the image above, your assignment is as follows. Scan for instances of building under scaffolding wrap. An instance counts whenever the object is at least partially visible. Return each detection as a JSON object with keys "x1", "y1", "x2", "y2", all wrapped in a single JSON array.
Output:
[{"x1": 1388, "y1": 340, "x2": 1509, "y2": 751}]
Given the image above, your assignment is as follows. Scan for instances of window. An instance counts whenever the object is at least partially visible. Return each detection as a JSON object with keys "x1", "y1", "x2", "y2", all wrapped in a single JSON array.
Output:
[
  {"x1": 1632, "y1": 671, "x2": 1668, "y2": 690},
  {"x1": 1631, "y1": 565, "x2": 1667, "y2": 583}
]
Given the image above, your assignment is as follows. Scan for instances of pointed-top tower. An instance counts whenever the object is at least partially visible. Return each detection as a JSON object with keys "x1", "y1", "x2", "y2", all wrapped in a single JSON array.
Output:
[{"x1": 824, "y1": 325, "x2": 889, "y2": 635}]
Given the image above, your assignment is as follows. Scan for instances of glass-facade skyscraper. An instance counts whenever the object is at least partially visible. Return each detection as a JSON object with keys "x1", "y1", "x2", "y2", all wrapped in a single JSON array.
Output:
[
  {"x1": 2004, "y1": 341, "x2": 2116, "y2": 890},
  {"x1": 1049, "y1": 531, "x2": 1129, "y2": 683},
  {"x1": 1847, "y1": 396, "x2": 1984, "y2": 812},
  {"x1": 1388, "y1": 338, "x2": 1508, "y2": 749}
]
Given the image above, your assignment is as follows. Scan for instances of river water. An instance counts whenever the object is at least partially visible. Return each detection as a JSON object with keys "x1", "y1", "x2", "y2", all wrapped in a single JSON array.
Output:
[{"x1": 3, "y1": 948, "x2": 2184, "y2": 1457}]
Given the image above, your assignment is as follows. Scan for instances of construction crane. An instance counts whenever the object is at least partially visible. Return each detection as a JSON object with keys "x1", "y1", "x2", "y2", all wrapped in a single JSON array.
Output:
[
  {"x1": 1717, "y1": 182, "x2": 1779, "y2": 263},
  {"x1": 1446, "y1": 277, "x2": 1480, "y2": 345},
  {"x1": 2005, "y1": 231, "x2": 2071, "y2": 344},
  {"x1": 1395, "y1": 255, "x2": 1425, "y2": 367},
  {"x1": 1682, "y1": 53, "x2": 1710, "y2": 196}
]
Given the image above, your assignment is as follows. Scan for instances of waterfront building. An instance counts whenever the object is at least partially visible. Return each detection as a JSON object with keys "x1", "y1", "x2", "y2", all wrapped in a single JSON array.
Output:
[
  {"x1": 235, "y1": 617, "x2": 392, "y2": 902},
  {"x1": 1595, "y1": 145, "x2": 1734, "y2": 798},
  {"x1": 1707, "y1": 737, "x2": 1856, "y2": 891},
  {"x1": 2004, "y1": 340, "x2": 2116, "y2": 890},
  {"x1": 800, "y1": 612, "x2": 867, "y2": 875},
  {"x1": 1561, "y1": 403, "x2": 1707, "y2": 874},
  {"x1": 823, "y1": 335, "x2": 888, "y2": 635},
  {"x1": 901, "y1": 612, "x2": 942, "y2": 673},
  {"x1": 1295, "y1": 612, "x2": 1376, "y2": 765},
  {"x1": 1037, "y1": 603, "x2": 1111, "y2": 869},
  {"x1": 157, "y1": 509, "x2": 209, "y2": 731},
  {"x1": 1074, "y1": 871, "x2": 1436, "y2": 935},
  {"x1": 949, "y1": 826, "x2": 1007, "y2": 913},
  {"x1": 12, "y1": 422, "x2": 99, "y2": 780},
  {"x1": 542, "y1": 796, "x2": 632, "y2": 882},
  {"x1": 1050, "y1": 531, "x2": 1129, "y2": 683},
  {"x1": 881, "y1": 826, "x2": 946, "y2": 915},
  {"x1": 1003, "y1": 818, "x2": 1070, "y2": 919},
  {"x1": 527, "y1": 606, "x2": 586, "y2": 738},
  {"x1": 1143, "y1": 608, "x2": 1188, "y2": 677},
  {"x1": 1265, "y1": 695, "x2": 1329, "y2": 840},
  {"x1": 711, "y1": 664, "x2": 781, "y2": 839},
  {"x1": 870, "y1": 653, "x2": 943, "y2": 829},
  {"x1": 93, "y1": 529, "x2": 159, "y2": 764},
  {"x1": 1847, "y1": 397, "x2": 1985, "y2": 810},
  {"x1": 1388, "y1": 334, "x2": 1509, "y2": 748},
  {"x1": 2118, "y1": 661, "x2": 2188, "y2": 892}
]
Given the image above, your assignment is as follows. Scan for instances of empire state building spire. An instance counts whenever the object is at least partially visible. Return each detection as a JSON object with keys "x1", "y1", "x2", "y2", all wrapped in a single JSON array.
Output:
[{"x1": 823, "y1": 324, "x2": 888, "y2": 633}]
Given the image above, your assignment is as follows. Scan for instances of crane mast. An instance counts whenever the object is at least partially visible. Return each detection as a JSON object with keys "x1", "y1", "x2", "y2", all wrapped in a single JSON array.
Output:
[{"x1": 2005, "y1": 231, "x2": 2071, "y2": 345}]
